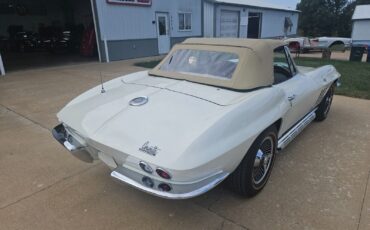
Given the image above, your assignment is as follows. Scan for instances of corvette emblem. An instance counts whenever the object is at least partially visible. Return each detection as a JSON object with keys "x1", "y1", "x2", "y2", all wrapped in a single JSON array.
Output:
[{"x1": 139, "y1": 141, "x2": 160, "y2": 156}]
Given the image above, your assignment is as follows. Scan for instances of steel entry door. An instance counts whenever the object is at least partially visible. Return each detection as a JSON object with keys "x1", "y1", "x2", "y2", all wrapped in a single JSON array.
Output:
[
  {"x1": 156, "y1": 13, "x2": 170, "y2": 54},
  {"x1": 220, "y1": 10, "x2": 239, "y2": 38}
]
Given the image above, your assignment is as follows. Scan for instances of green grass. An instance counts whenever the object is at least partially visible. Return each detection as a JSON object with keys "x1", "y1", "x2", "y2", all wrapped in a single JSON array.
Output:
[{"x1": 135, "y1": 58, "x2": 370, "y2": 99}]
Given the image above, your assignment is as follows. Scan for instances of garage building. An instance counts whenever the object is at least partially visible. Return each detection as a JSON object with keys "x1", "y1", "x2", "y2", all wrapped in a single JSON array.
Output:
[
  {"x1": 0, "y1": 0, "x2": 299, "y2": 72},
  {"x1": 0, "y1": 0, "x2": 98, "y2": 72},
  {"x1": 351, "y1": 5, "x2": 370, "y2": 46},
  {"x1": 203, "y1": 0, "x2": 299, "y2": 39},
  {"x1": 93, "y1": 0, "x2": 202, "y2": 62},
  {"x1": 94, "y1": 0, "x2": 299, "y2": 62}
]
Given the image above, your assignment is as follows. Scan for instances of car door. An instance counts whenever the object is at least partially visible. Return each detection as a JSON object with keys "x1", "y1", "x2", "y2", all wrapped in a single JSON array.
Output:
[{"x1": 273, "y1": 46, "x2": 317, "y2": 136}]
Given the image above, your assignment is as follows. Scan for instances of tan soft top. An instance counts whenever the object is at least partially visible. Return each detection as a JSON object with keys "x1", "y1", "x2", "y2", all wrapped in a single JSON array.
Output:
[{"x1": 149, "y1": 38, "x2": 286, "y2": 91}]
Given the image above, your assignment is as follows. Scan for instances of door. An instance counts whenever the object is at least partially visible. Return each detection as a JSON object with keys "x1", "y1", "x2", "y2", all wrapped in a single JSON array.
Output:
[
  {"x1": 247, "y1": 12, "x2": 262, "y2": 38},
  {"x1": 220, "y1": 10, "x2": 239, "y2": 37},
  {"x1": 156, "y1": 13, "x2": 170, "y2": 54},
  {"x1": 273, "y1": 46, "x2": 317, "y2": 135}
]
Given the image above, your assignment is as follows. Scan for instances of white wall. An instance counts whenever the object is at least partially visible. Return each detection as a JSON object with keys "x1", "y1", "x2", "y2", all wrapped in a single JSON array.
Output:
[
  {"x1": 352, "y1": 20, "x2": 370, "y2": 41},
  {"x1": 95, "y1": 0, "x2": 202, "y2": 41}
]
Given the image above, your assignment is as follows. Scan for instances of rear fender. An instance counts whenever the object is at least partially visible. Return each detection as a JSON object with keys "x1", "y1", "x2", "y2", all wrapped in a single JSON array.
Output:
[{"x1": 179, "y1": 87, "x2": 287, "y2": 174}]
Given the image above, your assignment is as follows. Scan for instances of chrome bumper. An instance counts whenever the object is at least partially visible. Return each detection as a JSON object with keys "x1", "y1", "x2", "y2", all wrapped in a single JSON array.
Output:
[
  {"x1": 52, "y1": 124, "x2": 95, "y2": 163},
  {"x1": 111, "y1": 166, "x2": 228, "y2": 199},
  {"x1": 53, "y1": 123, "x2": 228, "y2": 199}
]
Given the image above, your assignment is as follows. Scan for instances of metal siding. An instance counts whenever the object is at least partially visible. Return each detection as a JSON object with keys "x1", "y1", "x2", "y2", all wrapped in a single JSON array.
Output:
[
  {"x1": 95, "y1": 0, "x2": 201, "y2": 41},
  {"x1": 220, "y1": 10, "x2": 239, "y2": 37},
  {"x1": 215, "y1": 5, "x2": 247, "y2": 37},
  {"x1": 352, "y1": 20, "x2": 370, "y2": 41},
  {"x1": 203, "y1": 1, "x2": 215, "y2": 37},
  {"x1": 107, "y1": 39, "x2": 159, "y2": 61},
  {"x1": 258, "y1": 10, "x2": 298, "y2": 38}
]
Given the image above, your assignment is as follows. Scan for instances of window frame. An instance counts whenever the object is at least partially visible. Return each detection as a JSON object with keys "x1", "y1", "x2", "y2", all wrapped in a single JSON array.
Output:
[
  {"x1": 284, "y1": 46, "x2": 297, "y2": 76},
  {"x1": 178, "y1": 12, "x2": 192, "y2": 32},
  {"x1": 273, "y1": 45, "x2": 297, "y2": 85}
]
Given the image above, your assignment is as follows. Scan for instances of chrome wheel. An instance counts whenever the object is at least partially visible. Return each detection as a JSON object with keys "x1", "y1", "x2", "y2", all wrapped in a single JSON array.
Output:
[{"x1": 252, "y1": 136, "x2": 274, "y2": 185}]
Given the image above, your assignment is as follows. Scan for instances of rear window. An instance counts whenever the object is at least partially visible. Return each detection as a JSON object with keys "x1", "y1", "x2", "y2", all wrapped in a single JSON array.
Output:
[{"x1": 159, "y1": 49, "x2": 239, "y2": 80}]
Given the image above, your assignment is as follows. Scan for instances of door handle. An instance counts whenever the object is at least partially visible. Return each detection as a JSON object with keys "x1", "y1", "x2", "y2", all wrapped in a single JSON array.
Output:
[
  {"x1": 288, "y1": 94, "x2": 296, "y2": 107},
  {"x1": 288, "y1": 94, "x2": 296, "y2": 101}
]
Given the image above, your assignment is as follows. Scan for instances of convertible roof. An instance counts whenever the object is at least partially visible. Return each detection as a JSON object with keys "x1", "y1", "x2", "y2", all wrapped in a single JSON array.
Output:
[{"x1": 149, "y1": 38, "x2": 287, "y2": 91}]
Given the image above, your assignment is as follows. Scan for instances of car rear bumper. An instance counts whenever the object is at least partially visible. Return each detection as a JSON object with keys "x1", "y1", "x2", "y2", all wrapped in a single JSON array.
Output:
[
  {"x1": 111, "y1": 166, "x2": 228, "y2": 199},
  {"x1": 52, "y1": 123, "x2": 228, "y2": 199},
  {"x1": 52, "y1": 123, "x2": 96, "y2": 163}
]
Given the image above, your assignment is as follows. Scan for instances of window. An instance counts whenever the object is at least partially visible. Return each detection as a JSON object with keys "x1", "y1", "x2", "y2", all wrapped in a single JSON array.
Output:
[
  {"x1": 179, "y1": 12, "x2": 192, "y2": 31},
  {"x1": 160, "y1": 49, "x2": 239, "y2": 79},
  {"x1": 158, "y1": 16, "x2": 167, "y2": 35},
  {"x1": 273, "y1": 46, "x2": 294, "y2": 84},
  {"x1": 285, "y1": 47, "x2": 297, "y2": 76}
]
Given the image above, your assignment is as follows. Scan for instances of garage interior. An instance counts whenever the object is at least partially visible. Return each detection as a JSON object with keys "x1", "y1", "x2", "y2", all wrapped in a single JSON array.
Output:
[{"x1": 0, "y1": 0, "x2": 98, "y2": 72}]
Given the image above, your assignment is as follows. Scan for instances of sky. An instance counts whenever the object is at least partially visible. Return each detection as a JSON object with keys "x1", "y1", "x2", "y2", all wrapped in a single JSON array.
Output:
[{"x1": 265, "y1": 0, "x2": 301, "y2": 9}]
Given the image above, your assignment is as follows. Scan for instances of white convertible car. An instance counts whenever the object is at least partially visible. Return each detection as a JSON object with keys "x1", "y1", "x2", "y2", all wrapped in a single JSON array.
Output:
[{"x1": 52, "y1": 38, "x2": 340, "y2": 199}]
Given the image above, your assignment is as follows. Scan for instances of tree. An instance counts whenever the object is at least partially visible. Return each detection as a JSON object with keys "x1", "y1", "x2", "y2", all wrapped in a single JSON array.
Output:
[
  {"x1": 297, "y1": 0, "x2": 347, "y2": 37},
  {"x1": 297, "y1": 0, "x2": 370, "y2": 37}
]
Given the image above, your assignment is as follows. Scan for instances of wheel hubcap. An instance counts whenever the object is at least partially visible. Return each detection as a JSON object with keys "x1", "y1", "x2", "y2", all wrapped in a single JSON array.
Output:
[
  {"x1": 252, "y1": 136, "x2": 274, "y2": 185},
  {"x1": 324, "y1": 89, "x2": 333, "y2": 116}
]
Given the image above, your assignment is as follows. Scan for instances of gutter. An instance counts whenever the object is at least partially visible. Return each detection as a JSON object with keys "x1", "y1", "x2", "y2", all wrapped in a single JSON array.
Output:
[{"x1": 215, "y1": 1, "x2": 300, "y2": 13}]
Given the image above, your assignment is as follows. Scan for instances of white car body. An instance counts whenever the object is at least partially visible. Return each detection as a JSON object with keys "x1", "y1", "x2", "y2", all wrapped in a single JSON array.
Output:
[
  {"x1": 310, "y1": 37, "x2": 352, "y2": 50},
  {"x1": 52, "y1": 38, "x2": 340, "y2": 199},
  {"x1": 285, "y1": 37, "x2": 312, "y2": 50}
]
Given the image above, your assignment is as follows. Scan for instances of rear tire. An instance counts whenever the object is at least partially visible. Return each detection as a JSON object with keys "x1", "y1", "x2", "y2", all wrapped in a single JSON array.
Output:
[
  {"x1": 315, "y1": 84, "x2": 335, "y2": 122},
  {"x1": 229, "y1": 126, "x2": 277, "y2": 197}
]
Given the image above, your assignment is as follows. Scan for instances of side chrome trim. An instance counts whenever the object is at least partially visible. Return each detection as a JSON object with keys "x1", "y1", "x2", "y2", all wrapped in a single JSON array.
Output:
[
  {"x1": 111, "y1": 170, "x2": 229, "y2": 199},
  {"x1": 278, "y1": 109, "x2": 317, "y2": 150}
]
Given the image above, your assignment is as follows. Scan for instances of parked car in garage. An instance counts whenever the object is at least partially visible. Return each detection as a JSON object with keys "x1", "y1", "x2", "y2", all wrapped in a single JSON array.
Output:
[
  {"x1": 52, "y1": 38, "x2": 340, "y2": 199},
  {"x1": 11, "y1": 31, "x2": 42, "y2": 52}
]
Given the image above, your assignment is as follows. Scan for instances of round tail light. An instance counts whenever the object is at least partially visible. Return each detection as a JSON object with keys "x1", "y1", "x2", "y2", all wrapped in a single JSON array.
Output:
[
  {"x1": 142, "y1": 176, "x2": 154, "y2": 188},
  {"x1": 139, "y1": 161, "x2": 153, "y2": 174},
  {"x1": 156, "y1": 168, "x2": 171, "y2": 180},
  {"x1": 158, "y1": 183, "x2": 172, "y2": 192}
]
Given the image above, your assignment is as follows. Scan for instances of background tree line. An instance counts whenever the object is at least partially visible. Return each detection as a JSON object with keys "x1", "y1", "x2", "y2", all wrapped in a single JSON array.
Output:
[{"x1": 297, "y1": 0, "x2": 370, "y2": 37}]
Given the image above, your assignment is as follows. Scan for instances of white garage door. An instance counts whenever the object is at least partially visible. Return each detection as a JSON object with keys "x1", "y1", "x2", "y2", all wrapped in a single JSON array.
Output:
[{"x1": 220, "y1": 10, "x2": 239, "y2": 37}]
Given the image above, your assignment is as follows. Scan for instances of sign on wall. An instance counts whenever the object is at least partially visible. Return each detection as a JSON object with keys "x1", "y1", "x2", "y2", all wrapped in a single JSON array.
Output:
[{"x1": 106, "y1": 0, "x2": 152, "y2": 6}]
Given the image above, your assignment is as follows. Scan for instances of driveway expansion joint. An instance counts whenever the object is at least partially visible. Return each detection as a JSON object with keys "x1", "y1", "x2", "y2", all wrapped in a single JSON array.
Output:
[
  {"x1": 0, "y1": 104, "x2": 51, "y2": 132},
  {"x1": 357, "y1": 169, "x2": 370, "y2": 230},
  {"x1": 193, "y1": 199, "x2": 249, "y2": 230}
]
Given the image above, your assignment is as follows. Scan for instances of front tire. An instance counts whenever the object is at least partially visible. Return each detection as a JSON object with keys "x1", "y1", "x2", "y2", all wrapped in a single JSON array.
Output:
[
  {"x1": 229, "y1": 126, "x2": 277, "y2": 197},
  {"x1": 315, "y1": 84, "x2": 335, "y2": 121}
]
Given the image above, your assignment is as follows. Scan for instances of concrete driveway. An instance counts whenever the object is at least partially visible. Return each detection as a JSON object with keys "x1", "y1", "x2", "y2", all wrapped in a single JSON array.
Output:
[{"x1": 0, "y1": 59, "x2": 369, "y2": 230}]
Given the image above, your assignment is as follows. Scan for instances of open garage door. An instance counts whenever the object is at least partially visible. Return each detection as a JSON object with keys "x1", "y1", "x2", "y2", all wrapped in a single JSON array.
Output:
[
  {"x1": 0, "y1": 0, "x2": 99, "y2": 72},
  {"x1": 220, "y1": 10, "x2": 239, "y2": 38}
]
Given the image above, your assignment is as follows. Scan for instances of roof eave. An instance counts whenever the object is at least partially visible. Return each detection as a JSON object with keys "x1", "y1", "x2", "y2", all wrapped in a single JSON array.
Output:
[{"x1": 215, "y1": 1, "x2": 300, "y2": 13}]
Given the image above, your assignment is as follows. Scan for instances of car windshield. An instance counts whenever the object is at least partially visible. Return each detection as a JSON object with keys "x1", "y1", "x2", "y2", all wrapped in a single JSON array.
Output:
[{"x1": 159, "y1": 49, "x2": 239, "y2": 80}]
